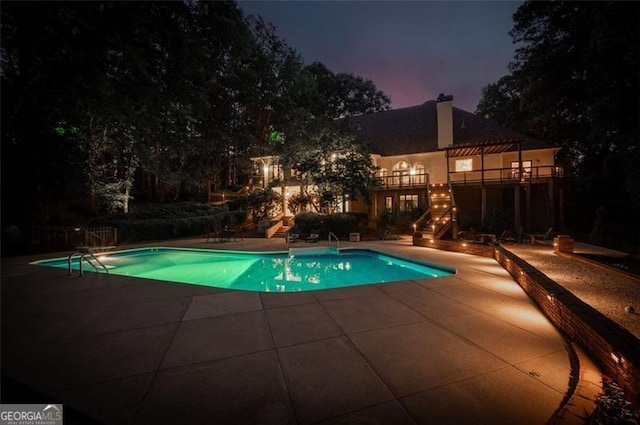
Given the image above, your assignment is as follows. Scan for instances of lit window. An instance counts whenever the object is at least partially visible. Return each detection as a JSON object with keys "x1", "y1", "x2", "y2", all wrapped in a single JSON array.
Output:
[
  {"x1": 511, "y1": 160, "x2": 532, "y2": 173},
  {"x1": 393, "y1": 170, "x2": 410, "y2": 186},
  {"x1": 385, "y1": 196, "x2": 393, "y2": 213},
  {"x1": 392, "y1": 161, "x2": 410, "y2": 186},
  {"x1": 511, "y1": 160, "x2": 532, "y2": 180},
  {"x1": 399, "y1": 194, "x2": 419, "y2": 212},
  {"x1": 415, "y1": 163, "x2": 426, "y2": 184},
  {"x1": 455, "y1": 159, "x2": 473, "y2": 172}
]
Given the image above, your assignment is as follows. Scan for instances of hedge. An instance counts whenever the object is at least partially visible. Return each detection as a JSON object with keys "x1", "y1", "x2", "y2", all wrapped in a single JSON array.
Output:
[
  {"x1": 292, "y1": 212, "x2": 368, "y2": 237},
  {"x1": 95, "y1": 210, "x2": 247, "y2": 243}
]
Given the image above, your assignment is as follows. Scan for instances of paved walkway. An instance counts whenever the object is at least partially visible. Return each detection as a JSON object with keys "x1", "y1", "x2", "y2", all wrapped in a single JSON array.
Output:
[{"x1": 2, "y1": 238, "x2": 579, "y2": 424}]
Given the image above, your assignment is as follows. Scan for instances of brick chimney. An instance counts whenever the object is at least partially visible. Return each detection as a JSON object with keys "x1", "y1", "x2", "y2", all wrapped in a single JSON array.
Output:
[{"x1": 436, "y1": 93, "x2": 453, "y2": 149}]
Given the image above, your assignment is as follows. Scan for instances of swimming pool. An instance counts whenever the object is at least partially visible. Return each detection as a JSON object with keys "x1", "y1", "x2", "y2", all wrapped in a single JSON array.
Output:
[{"x1": 32, "y1": 247, "x2": 455, "y2": 292}]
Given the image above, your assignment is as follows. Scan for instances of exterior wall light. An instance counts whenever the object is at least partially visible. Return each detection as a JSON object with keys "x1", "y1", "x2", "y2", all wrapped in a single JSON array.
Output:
[{"x1": 611, "y1": 352, "x2": 623, "y2": 365}]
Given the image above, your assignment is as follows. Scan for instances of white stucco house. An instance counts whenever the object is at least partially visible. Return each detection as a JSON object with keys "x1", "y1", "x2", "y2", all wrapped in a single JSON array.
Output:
[{"x1": 247, "y1": 93, "x2": 564, "y2": 238}]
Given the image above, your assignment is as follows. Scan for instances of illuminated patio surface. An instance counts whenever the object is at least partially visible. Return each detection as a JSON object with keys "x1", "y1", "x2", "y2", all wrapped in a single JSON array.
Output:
[{"x1": 2, "y1": 238, "x2": 576, "y2": 424}]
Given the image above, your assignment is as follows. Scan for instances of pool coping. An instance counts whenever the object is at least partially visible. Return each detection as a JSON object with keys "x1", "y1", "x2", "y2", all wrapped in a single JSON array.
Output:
[{"x1": 31, "y1": 245, "x2": 458, "y2": 292}]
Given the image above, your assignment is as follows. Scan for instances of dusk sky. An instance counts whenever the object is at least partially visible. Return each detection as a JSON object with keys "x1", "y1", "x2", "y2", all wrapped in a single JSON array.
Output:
[{"x1": 239, "y1": 1, "x2": 523, "y2": 112}]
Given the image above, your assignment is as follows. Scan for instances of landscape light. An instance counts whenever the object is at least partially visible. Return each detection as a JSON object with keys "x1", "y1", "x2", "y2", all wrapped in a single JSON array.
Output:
[{"x1": 611, "y1": 352, "x2": 622, "y2": 364}]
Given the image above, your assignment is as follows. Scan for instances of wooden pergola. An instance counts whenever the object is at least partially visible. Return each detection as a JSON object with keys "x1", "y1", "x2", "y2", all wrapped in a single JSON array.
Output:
[
  {"x1": 445, "y1": 139, "x2": 526, "y2": 230},
  {"x1": 445, "y1": 139, "x2": 523, "y2": 179}
]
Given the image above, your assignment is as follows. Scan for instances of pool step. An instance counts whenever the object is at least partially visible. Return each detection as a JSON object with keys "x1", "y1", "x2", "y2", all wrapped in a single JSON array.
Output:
[{"x1": 289, "y1": 246, "x2": 339, "y2": 256}]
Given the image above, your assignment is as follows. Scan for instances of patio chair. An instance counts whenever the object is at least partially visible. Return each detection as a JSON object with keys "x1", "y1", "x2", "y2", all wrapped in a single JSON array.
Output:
[
  {"x1": 305, "y1": 230, "x2": 320, "y2": 243},
  {"x1": 499, "y1": 229, "x2": 516, "y2": 244},
  {"x1": 287, "y1": 232, "x2": 300, "y2": 243},
  {"x1": 205, "y1": 224, "x2": 222, "y2": 243},
  {"x1": 457, "y1": 228, "x2": 479, "y2": 243},
  {"x1": 530, "y1": 227, "x2": 554, "y2": 244}
]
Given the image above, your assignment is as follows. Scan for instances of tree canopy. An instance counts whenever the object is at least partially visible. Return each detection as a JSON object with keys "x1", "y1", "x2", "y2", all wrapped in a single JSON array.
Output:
[
  {"x1": 476, "y1": 1, "x2": 639, "y2": 248},
  {"x1": 1, "y1": 0, "x2": 390, "y2": 227}
]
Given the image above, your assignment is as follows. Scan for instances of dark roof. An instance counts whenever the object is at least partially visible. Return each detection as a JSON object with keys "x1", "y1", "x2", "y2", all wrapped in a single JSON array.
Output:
[{"x1": 352, "y1": 100, "x2": 555, "y2": 156}]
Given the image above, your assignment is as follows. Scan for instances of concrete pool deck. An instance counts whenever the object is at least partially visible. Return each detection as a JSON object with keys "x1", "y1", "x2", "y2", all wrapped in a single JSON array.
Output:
[{"x1": 1, "y1": 237, "x2": 587, "y2": 424}]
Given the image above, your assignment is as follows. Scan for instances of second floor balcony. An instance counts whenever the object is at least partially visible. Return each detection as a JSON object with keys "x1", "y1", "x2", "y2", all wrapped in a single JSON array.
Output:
[
  {"x1": 449, "y1": 165, "x2": 564, "y2": 185},
  {"x1": 375, "y1": 173, "x2": 430, "y2": 190}
]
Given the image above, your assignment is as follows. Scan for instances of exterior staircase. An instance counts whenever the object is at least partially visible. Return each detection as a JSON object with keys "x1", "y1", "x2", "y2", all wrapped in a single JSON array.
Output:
[
  {"x1": 272, "y1": 216, "x2": 295, "y2": 239},
  {"x1": 272, "y1": 225, "x2": 291, "y2": 239},
  {"x1": 414, "y1": 183, "x2": 458, "y2": 240}
]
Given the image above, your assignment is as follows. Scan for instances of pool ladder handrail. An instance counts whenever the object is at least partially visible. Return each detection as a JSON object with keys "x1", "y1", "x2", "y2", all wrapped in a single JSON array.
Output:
[
  {"x1": 328, "y1": 232, "x2": 340, "y2": 250},
  {"x1": 68, "y1": 247, "x2": 112, "y2": 276}
]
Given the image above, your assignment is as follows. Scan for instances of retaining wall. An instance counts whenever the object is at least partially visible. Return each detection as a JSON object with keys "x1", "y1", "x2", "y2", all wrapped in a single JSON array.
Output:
[
  {"x1": 494, "y1": 246, "x2": 639, "y2": 408},
  {"x1": 413, "y1": 236, "x2": 640, "y2": 407},
  {"x1": 412, "y1": 236, "x2": 495, "y2": 258}
]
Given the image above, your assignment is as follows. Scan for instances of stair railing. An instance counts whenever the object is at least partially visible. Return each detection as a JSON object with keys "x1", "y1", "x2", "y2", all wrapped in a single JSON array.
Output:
[
  {"x1": 328, "y1": 232, "x2": 340, "y2": 249},
  {"x1": 447, "y1": 179, "x2": 458, "y2": 238},
  {"x1": 431, "y1": 206, "x2": 454, "y2": 239},
  {"x1": 412, "y1": 175, "x2": 433, "y2": 234},
  {"x1": 68, "y1": 249, "x2": 110, "y2": 276},
  {"x1": 413, "y1": 208, "x2": 432, "y2": 233}
]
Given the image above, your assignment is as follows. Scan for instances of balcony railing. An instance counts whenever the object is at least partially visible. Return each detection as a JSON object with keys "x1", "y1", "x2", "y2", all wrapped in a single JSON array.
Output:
[
  {"x1": 449, "y1": 165, "x2": 564, "y2": 185},
  {"x1": 376, "y1": 173, "x2": 430, "y2": 189}
]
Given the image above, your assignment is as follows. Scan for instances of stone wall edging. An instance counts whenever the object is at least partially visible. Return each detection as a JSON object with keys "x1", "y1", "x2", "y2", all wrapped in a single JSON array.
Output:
[
  {"x1": 413, "y1": 237, "x2": 640, "y2": 410},
  {"x1": 494, "y1": 246, "x2": 640, "y2": 408}
]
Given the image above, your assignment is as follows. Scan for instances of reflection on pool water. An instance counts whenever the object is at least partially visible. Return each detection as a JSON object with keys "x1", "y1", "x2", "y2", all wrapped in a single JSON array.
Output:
[{"x1": 32, "y1": 247, "x2": 455, "y2": 292}]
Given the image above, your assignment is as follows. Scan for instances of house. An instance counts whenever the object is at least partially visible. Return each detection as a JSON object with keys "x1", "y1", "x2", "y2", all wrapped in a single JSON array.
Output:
[
  {"x1": 246, "y1": 93, "x2": 564, "y2": 238},
  {"x1": 353, "y1": 93, "x2": 564, "y2": 237}
]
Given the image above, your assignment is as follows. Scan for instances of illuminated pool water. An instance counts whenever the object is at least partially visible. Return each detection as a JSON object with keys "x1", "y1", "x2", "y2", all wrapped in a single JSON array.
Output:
[{"x1": 31, "y1": 247, "x2": 455, "y2": 292}]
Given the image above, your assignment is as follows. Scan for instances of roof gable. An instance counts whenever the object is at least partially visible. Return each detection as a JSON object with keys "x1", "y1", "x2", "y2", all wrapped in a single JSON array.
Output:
[{"x1": 352, "y1": 99, "x2": 554, "y2": 156}]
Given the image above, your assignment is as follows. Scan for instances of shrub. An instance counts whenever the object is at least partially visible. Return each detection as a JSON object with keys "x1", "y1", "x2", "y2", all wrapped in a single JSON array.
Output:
[
  {"x1": 593, "y1": 375, "x2": 640, "y2": 425},
  {"x1": 99, "y1": 202, "x2": 228, "y2": 220},
  {"x1": 293, "y1": 212, "x2": 367, "y2": 237},
  {"x1": 377, "y1": 209, "x2": 424, "y2": 234}
]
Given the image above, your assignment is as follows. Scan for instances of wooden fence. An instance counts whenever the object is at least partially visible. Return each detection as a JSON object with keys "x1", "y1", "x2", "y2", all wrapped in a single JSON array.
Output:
[{"x1": 19, "y1": 226, "x2": 118, "y2": 247}]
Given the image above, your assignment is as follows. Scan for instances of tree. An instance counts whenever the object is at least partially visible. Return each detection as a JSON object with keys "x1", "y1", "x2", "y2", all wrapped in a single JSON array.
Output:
[
  {"x1": 298, "y1": 62, "x2": 391, "y2": 119},
  {"x1": 139, "y1": 1, "x2": 256, "y2": 200},
  {"x1": 0, "y1": 0, "x2": 389, "y2": 229},
  {"x1": 276, "y1": 115, "x2": 380, "y2": 213},
  {"x1": 287, "y1": 193, "x2": 311, "y2": 215},
  {"x1": 260, "y1": 60, "x2": 389, "y2": 214},
  {"x1": 246, "y1": 188, "x2": 282, "y2": 223},
  {"x1": 476, "y1": 1, "x2": 640, "y2": 248},
  {"x1": 240, "y1": 16, "x2": 305, "y2": 157},
  {"x1": 1, "y1": 1, "x2": 260, "y2": 217}
]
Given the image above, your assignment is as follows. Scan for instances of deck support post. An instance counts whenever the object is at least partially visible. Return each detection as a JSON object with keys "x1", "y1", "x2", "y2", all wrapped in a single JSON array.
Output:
[
  {"x1": 548, "y1": 181, "x2": 555, "y2": 231},
  {"x1": 481, "y1": 186, "x2": 487, "y2": 228},
  {"x1": 526, "y1": 182, "x2": 532, "y2": 232},
  {"x1": 514, "y1": 185, "x2": 521, "y2": 229}
]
